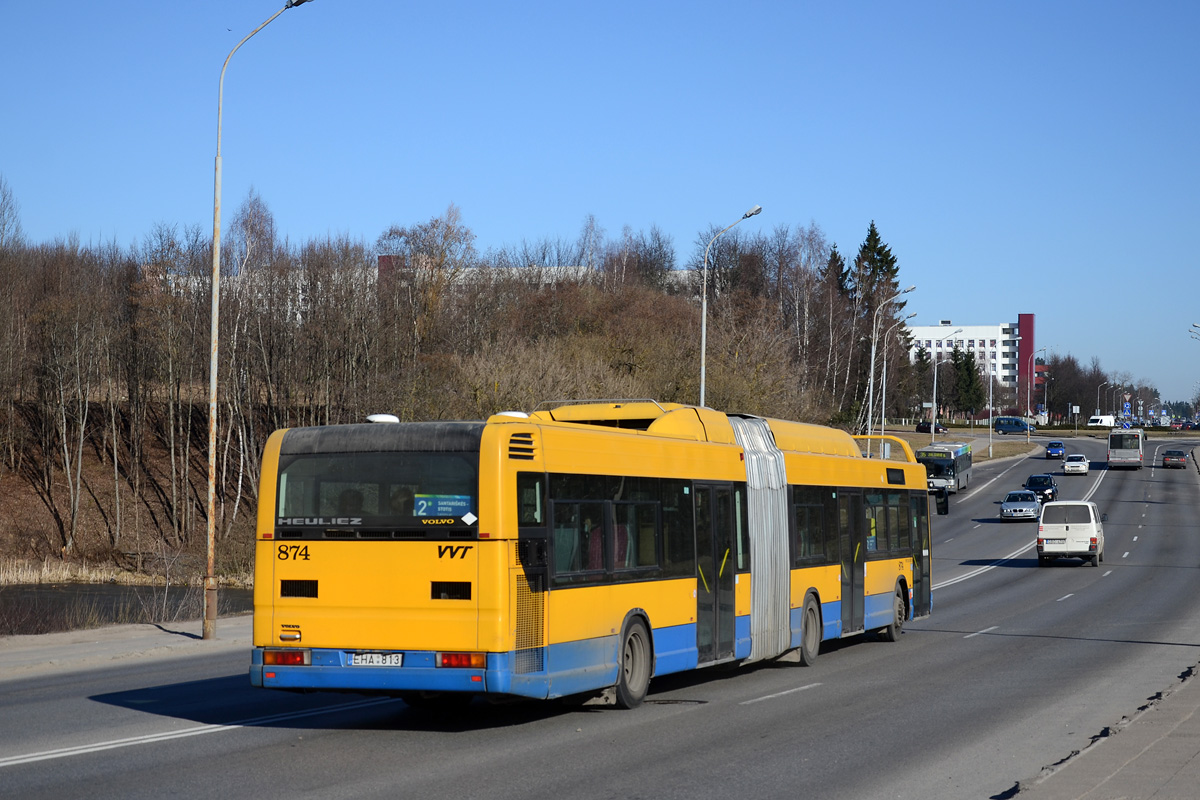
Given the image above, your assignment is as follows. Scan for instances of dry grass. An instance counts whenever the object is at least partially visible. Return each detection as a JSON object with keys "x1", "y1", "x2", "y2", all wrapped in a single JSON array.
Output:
[{"x1": 0, "y1": 558, "x2": 251, "y2": 588}]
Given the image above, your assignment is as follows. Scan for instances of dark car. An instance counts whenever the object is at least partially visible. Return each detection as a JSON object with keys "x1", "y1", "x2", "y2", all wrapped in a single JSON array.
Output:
[
  {"x1": 1045, "y1": 441, "x2": 1065, "y2": 459},
  {"x1": 1162, "y1": 450, "x2": 1188, "y2": 469},
  {"x1": 916, "y1": 421, "x2": 948, "y2": 434},
  {"x1": 1023, "y1": 473, "x2": 1059, "y2": 503}
]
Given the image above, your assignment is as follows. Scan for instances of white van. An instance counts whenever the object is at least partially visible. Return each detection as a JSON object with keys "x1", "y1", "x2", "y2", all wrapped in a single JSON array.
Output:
[
  {"x1": 1087, "y1": 415, "x2": 1115, "y2": 427},
  {"x1": 1037, "y1": 501, "x2": 1105, "y2": 567}
]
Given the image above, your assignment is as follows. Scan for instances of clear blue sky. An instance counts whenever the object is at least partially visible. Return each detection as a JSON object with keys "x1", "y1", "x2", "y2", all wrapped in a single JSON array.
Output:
[{"x1": 3, "y1": 1, "x2": 1197, "y2": 403}]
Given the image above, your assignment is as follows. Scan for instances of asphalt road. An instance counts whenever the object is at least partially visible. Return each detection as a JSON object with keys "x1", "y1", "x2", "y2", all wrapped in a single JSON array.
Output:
[{"x1": 2, "y1": 435, "x2": 1199, "y2": 800}]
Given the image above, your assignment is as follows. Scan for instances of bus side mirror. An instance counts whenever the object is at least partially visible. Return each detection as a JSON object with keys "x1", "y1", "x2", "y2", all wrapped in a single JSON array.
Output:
[{"x1": 935, "y1": 488, "x2": 949, "y2": 516}]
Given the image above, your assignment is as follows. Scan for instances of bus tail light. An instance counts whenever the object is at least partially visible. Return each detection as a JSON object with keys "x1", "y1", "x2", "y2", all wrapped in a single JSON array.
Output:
[
  {"x1": 263, "y1": 649, "x2": 311, "y2": 666},
  {"x1": 438, "y1": 652, "x2": 486, "y2": 669},
  {"x1": 1089, "y1": 538, "x2": 1098, "y2": 552}
]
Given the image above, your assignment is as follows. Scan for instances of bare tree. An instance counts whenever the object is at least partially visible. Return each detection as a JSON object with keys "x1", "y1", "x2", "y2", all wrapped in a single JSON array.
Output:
[{"x1": 0, "y1": 174, "x2": 24, "y2": 251}]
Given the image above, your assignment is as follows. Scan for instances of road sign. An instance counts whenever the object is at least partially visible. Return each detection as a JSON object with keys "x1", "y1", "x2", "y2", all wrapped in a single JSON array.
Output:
[{"x1": 1122, "y1": 421, "x2": 1131, "y2": 429}]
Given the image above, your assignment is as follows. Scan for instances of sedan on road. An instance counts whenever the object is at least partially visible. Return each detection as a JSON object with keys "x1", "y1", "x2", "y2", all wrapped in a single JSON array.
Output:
[
  {"x1": 1000, "y1": 490, "x2": 1040, "y2": 521},
  {"x1": 1024, "y1": 473, "x2": 1059, "y2": 503},
  {"x1": 916, "y1": 421, "x2": 947, "y2": 434},
  {"x1": 1162, "y1": 449, "x2": 1189, "y2": 469},
  {"x1": 1062, "y1": 454, "x2": 1090, "y2": 475}
]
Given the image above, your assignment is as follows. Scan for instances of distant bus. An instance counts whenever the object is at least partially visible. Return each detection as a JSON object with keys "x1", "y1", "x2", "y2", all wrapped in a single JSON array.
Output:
[
  {"x1": 1107, "y1": 428, "x2": 1144, "y2": 469},
  {"x1": 914, "y1": 442, "x2": 972, "y2": 493},
  {"x1": 250, "y1": 401, "x2": 935, "y2": 708}
]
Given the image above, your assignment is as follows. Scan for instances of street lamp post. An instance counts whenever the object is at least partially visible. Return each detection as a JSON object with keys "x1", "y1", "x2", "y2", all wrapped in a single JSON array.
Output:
[
  {"x1": 931, "y1": 358, "x2": 948, "y2": 443},
  {"x1": 699, "y1": 204, "x2": 762, "y2": 408},
  {"x1": 866, "y1": 285, "x2": 916, "y2": 436},
  {"x1": 205, "y1": 0, "x2": 313, "y2": 641},
  {"x1": 989, "y1": 335, "x2": 1021, "y2": 458},
  {"x1": 1096, "y1": 381, "x2": 1108, "y2": 416},
  {"x1": 878, "y1": 312, "x2": 916, "y2": 453},
  {"x1": 930, "y1": 328, "x2": 961, "y2": 442},
  {"x1": 1026, "y1": 346, "x2": 1046, "y2": 443}
]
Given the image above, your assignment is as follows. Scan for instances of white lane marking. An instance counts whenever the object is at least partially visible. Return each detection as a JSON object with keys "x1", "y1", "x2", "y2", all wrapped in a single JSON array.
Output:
[
  {"x1": 973, "y1": 524, "x2": 982, "y2": 529},
  {"x1": 0, "y1": 697, "x2": 397, "y2": 768},
  {"x1": 1123, "y1": 552, "x2": 1130, "y2": 558},
  {"x1": 934, "y1": 542, "x2": 1034, "y2": 590},
  {"x1": 1057, "y1": 594, "x2": 1074, "y2": 602},
  {"x1": 1133, "y1": 536, "x2": 1138, "y2": 542},
  {"x1": 961, "y1": 457, "x2": 1041, "y2": 500},
  {"x1": 741, "y1": 682, "x2": 822, "y2": 705},
  {"x1": 1081, "y1": 468, "x2": 1108, "y2": 502},
  {"x1": 965, "y1": 626, "x2": 998, "y2": 639},
  {"x1": 1103, "y1": 570, "x2": 1113, "y2": 576}
]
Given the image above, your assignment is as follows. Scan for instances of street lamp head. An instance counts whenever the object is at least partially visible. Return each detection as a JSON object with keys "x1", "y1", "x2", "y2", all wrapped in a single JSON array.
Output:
[
  {"x1": 286, "y1": 0, "x2": 315, "y2": 7},
  {"x1": 743, "y1": 205, "x2": 763, "y2": 219},
  {"x1": 901, "y1": 284, "x2": 916, "y2": 293}
]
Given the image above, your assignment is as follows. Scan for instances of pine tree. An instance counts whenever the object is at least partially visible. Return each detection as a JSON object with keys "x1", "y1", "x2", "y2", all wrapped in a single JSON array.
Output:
[
  {"x1": 854, "y1": 221, "x2": 902, "y2": 311},
  {"x1": 952, "y1": 347, "x2": 986, "y2": 418}
]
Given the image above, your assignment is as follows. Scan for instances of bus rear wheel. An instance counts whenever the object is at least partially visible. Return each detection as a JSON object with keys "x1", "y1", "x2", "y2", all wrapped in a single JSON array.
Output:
[
  {"x1": 799, "y1": 594, "x2": 821, "y2": 666},
  {"x1": 615, "y1": 618, "x2": 651, "y2": 709}
]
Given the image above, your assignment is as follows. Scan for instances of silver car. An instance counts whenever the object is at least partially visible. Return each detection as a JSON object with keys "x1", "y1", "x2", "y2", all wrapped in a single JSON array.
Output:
[{"x1": 1000, "y1": 490, "x2": 1040, "y2": 521}]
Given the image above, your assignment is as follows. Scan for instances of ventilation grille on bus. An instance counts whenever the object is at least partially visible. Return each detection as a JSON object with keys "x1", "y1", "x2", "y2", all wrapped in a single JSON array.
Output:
[
  {"x1": 515, "y1": 573, "x2": 545, "y2": 673},
  {"x1": 508, "y1": 432, "x2": 536, "y2": 460},
  {"x1": 280, "y1": 579, "x2": 318, "y2": 598},
  {"x1": 430, "y1": 581, "x2": 472, "y2": 600}
]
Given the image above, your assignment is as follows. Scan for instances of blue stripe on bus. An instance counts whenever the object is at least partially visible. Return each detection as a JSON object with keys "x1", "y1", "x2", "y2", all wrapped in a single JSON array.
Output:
[
  {"x1": 735, "y1": 614, "x2": 751, "y2": 659},
  {"x1": 251, "y1": 620, "x2": 707, "y2": 700},
  {"x1": 252, "y1": 600, "x2": 902, "y2": 700}
]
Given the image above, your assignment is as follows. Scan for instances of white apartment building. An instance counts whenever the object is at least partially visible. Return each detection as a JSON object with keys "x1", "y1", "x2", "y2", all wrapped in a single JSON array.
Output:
[{"x1": 907, "y1": 317, "x2": 1029, "y2": 389}]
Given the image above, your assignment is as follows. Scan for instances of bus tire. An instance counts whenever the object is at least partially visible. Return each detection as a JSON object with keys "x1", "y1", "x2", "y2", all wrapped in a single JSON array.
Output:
[
  {"x1": 799, "y1": 594, "x2": 821, "y2": 666},
  {"x1": 880, "y1": 587, "x2": 905, "y2": 642},
  {"x1": 615, "y1": 618, "x2": 652, "y2": 709}
]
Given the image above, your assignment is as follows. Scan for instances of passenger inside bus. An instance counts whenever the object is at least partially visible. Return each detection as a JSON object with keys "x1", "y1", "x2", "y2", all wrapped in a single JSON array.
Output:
[{"x1": 389, "y1": 486, "x2": 414, "y2": 515}]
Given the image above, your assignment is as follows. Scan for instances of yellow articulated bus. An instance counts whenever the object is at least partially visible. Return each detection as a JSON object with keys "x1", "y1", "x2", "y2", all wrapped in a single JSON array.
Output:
[{"x1": 251, "y1": 400, "x2": 934, "y2": 708}]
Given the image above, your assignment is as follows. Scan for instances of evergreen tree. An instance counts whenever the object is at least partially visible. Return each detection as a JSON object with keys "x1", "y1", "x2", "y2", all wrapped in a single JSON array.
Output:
[
  {"x1": 854, "y1": 221, "x2": 902, "y2": 312},
  {"x1": 952, "y1": 347, "x2": 986, "y2": 417},
  {"x1": 819, "y1": 244, "x2": 851, "y2": 297}
]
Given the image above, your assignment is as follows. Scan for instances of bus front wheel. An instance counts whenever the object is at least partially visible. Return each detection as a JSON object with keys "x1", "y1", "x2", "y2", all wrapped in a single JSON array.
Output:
[
  {"x1": 879, "y1": 588, "x2": 905, "y2": 642},
  {"x1": 615, "y1": 618, "x2": 652, "y2": 709}
]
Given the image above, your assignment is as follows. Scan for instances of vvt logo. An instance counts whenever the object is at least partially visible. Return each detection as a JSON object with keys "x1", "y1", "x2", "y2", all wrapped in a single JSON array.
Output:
[{"x1": 438, "y1": 545, "x2": 474, "y2": 559}]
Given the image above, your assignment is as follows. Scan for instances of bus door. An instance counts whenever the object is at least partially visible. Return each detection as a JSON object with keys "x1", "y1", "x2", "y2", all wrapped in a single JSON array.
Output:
[
  {"x1": 838, "y1": 490, "x2": 865, "y2": 635},
  {"x1": 910, "y1": 492, "x2": 932, "y2": 619},
  {"x1": 694, "y1": 483, "x2": 736, "y2": 664}
]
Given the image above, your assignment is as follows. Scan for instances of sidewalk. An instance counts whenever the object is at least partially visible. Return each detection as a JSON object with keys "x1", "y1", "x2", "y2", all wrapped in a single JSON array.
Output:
[
  {"x1": 1014, "y1": 663, "x2": 1200, "y2": 799},
  {"x1": 0, "y1": 614, "x2": 251, "y2": 682}
]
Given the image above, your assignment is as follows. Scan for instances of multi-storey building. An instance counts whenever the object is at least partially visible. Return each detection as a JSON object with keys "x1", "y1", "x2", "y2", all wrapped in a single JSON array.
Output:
[{"x1": 907, "y1": 313, "x2": 1038, "y2": 400}]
